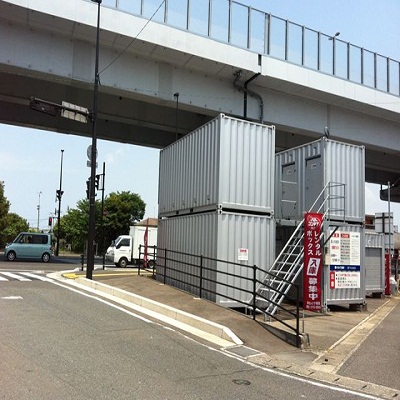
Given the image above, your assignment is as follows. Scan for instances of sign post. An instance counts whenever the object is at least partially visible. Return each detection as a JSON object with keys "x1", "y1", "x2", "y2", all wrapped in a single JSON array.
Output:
[{"x1": 303, "y1": 212, "x2": 323, "y2": 312}]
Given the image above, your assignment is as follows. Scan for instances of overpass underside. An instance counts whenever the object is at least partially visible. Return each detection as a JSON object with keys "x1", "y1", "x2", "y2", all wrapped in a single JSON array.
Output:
[{"x1": 0, "y1": 0, "x2": 399, "y2": 185}]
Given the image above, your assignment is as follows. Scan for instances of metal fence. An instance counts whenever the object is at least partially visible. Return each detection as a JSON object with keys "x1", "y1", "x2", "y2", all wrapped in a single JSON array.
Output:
[
  {"x1": 139, "y1": 244, "x2": 301, "y2": 347},
  {"x1": 99, "y1": 0, "x2": 400, "y2": 97}
]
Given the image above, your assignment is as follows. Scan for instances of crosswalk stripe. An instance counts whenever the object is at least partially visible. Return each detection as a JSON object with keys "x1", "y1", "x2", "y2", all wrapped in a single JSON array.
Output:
[
  {"x1": 20, "y1": 272, "x2": 53, "y2": 282},
  {"x1": 0, "y1": 275, "x2": 8, "y2": 281},
  {"x1": 1, "y1": 272, "x2": 31, "y2": 281}
]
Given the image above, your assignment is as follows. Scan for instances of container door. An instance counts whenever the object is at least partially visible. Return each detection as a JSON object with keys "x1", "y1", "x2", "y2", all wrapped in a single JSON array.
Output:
[
  {"x1": 281, "y1": 163, "x2": 297, "y2": 219},
  {"x1": 365, "y1": 247, "x2": 383, "y2": 291},
  {"x1": 305, "y1": 156, "x2": 322, "y2": 212}
]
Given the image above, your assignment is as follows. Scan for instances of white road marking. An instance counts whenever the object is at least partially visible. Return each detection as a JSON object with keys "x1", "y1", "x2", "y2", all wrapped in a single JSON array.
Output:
[
  {"x1": 1, "y1": 272, "x2": 31, "y2": 281},
  {"x1": 20, "y1": 272, "x2": 53, "y2": 282}
]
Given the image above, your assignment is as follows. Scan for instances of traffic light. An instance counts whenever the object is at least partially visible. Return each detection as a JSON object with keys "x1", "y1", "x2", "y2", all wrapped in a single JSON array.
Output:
[
  {"x1": 48, "y1": 217, "x2": 53, "y2": 227},
  {"x1": 56, "y1": 189, "x2": 64, "y2": 200},
  {"x1": 94, "y1": 174, "x2": 100, "y2": 190},
  {"x1": 86, "y1": 178, "x2": 90, "y2": 199}
]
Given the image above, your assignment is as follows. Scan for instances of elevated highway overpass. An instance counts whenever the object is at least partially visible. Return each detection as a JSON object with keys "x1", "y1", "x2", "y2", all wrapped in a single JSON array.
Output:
[{"x1": 1, "y1": 0, "x2": 399, "y2": 184}]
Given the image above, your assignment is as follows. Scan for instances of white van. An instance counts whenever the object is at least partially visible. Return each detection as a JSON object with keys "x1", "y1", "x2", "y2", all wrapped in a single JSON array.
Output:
[{"x1": 4, "y1": 232, "x2": 53, "y2": 263}]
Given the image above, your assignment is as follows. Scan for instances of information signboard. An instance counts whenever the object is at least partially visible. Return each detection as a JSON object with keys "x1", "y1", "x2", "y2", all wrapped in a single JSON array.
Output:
[{"x1": 329, "y1": 231, "x2": 361, "y2": 289}]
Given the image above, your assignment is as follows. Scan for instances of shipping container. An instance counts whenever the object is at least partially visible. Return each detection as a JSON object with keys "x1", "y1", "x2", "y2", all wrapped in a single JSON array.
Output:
[
  {"x1": 374, "y1": 212, "x2": 394, "y2": 251},
  {"x1": 156, "y1": 210, "x2": 275, "y2": 308},
  {"x1": 365, "y1": 231, "x2": 385, "y2": 296},
  {"x1": 325, "y1": 223, "x2": 366, "y2": 306},
  {"x1": 158, "y1": 114, "x2": 275, "y2": 217},
  {"x1": 275, "y1": 138, "x2": 365, "y2": 223},
  {"x1": 284, "y1": 222, "x2": 366, "y2": 308}
]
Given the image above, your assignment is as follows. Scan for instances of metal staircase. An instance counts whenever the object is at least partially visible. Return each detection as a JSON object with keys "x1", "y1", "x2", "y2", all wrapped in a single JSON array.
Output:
[{"x1": 254, "y1": 182, "x2": 346, "y2": 316}]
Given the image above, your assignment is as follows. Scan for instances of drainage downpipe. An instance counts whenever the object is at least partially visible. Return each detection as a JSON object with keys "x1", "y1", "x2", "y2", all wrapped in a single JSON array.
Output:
[{"x1": 233, "y1": 72, "x2": 264, "y2": 123}]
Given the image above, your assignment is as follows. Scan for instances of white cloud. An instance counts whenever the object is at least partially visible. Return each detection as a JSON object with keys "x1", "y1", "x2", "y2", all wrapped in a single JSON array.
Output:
[{"x1": 104, "y1": 147, "x2": 125, "y2": 165}]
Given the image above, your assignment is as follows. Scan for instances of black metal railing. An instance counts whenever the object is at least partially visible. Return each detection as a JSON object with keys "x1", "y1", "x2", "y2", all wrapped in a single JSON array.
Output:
[
  {"x1": 138, "y1": 244, "x2": 301, "y2": 347},
  {"x1": 137, "y1": 244, "x2": 157, "y2": 276}
]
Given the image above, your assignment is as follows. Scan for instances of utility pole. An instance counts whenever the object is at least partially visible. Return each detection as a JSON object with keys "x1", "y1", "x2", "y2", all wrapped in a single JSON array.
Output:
[
  {"x1": 86, "y1": 0, "x2": 102, "y2": 279},
  {"x1": 37, "y1": 191, "x2": 42, "y2": 231},
  {"x1": 56, "y1": 149, "x2": 64, "y2": 256}
]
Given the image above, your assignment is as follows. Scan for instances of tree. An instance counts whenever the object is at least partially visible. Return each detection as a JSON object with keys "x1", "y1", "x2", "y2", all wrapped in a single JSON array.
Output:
[
  {"x1": 1, "y1": 213, "x2": 29, "y2": 246},
  {"x1": 0, "y1": 182, "x2": 11, "y2": 248},
  {"x1": 60, "y1": 200, "x2": 90, "y2": 253},
  {"x1": 60, "y1": 191, "x2": 146, "y2": 254},
  {"x1": 102, "y1": 191, "x2": 146, "y2": 249}
]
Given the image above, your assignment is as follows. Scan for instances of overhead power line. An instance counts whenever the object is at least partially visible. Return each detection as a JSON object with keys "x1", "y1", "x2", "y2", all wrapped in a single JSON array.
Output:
[{"x1": 99, "y1": 0, "x2": 166, "y2": 76}]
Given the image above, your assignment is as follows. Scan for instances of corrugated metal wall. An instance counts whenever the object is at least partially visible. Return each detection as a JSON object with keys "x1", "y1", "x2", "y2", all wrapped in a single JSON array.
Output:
[
  {"x1": 365, "y1": 231, "x2": 385, "y2": 294},
  {"x1": 325, "y1": 140, "x2": 365, "y2": 223},
  {"x1": 275, "y1": 137, "x2": 365, "y2": 222},
  {"x1": 159, "y1": 114, "x2": 275, "y2": 216},
  {"x1": 157, "y1": 211, "x2": 275, "y2": 307}
]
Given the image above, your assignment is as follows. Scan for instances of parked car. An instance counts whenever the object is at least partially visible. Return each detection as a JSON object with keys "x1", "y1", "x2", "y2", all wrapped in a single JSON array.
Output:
[{"x1": 4, "y1": 232, "x2": 53, "y2": 263}]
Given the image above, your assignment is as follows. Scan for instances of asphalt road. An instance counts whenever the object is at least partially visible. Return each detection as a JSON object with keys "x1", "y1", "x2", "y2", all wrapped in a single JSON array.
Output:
[
  {"x1": 0, "y1": 253, "x2": 112, "y2": 272},
  {"x1": 338, "y1": 300, "x2": 400, "y2": 390},
  {"x1": 0, "y1": 267, "x2": 382, "y2": 400}
]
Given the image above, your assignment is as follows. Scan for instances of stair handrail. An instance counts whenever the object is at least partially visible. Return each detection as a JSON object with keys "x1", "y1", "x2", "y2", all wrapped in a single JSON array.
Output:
[
  {"x1": 310, "y1": 181, "x2": 346, "y2": 221},
  {"x1": 267, "y1": 219, "x2": 304, "y2": 274},
  {"x1": 253, "y1": 181, "x2": 347, "y2": 316}
]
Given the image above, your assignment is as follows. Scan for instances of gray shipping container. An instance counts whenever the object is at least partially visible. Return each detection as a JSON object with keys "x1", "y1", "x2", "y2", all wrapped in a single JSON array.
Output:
[
  {"x1": 365, "y1": 231, "x2": 385, "y2": 296},
  {"x1": 156, "y1": 211, "x2": 275, "y2": 308},
  {"x1": 275, "y1": 138, "x2": 365, "y2": 223},
  {"x1": 159, "y1": 114, "x2": 275, "y2": 217},
  {"x1": 375, "y1": 212, "x2": 394, "y2": 251},
  {"x1": 283, "y1": 222, "x2": 365, "y2": 307},
  {"x1": 325, "y1": 224, "x2": 365, "y2": 306}
]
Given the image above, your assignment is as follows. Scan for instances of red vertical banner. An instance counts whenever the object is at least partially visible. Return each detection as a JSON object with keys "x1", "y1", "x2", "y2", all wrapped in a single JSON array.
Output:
[
  {"x1": 143, "y1": 220, "x2": 149, "y2": 267},
  {"x1": 385, "y1": 253, "x2": 391, "y2": 296},
  {"x1": 303, "y1": 212, "x2": 323, "y2": 311}
]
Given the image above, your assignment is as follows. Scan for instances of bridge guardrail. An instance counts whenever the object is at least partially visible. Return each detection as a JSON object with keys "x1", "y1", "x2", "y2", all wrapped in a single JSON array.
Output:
[{"x1": 100, "y1": 0, "x2": 399, "y2": 97}]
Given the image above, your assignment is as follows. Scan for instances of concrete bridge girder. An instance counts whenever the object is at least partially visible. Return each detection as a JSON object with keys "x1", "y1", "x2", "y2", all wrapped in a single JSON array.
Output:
[{"x1": 0, "y1": 0, "x2": 399, "y2": 184}]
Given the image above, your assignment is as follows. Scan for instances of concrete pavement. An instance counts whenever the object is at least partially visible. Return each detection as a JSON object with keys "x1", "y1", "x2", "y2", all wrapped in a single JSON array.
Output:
[{"x1": 55, "y1": 268, "x2": 400, "y2": 399}]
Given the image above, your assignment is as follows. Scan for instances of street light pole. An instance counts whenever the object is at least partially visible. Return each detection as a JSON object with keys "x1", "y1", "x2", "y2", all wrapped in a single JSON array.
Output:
[
  {"x1": 56, "y1": 149, "x2": 64, "y2": 256},
  {"x1": 37, "y1": 191, "x2": 42, "y2": 231},
  {"x1": 87, "y1": 0, "x2": 102, "y2": 279}
]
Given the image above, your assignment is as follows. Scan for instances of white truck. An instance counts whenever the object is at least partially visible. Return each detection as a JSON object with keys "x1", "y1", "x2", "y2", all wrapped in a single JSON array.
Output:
[{"x1": 105, "y1": 219, "x2": 158, "y2": 268}]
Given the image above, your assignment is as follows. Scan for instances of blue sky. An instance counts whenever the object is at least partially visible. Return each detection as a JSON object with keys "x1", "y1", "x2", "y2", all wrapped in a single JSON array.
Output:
[{"x1": 0, "y1": 0, "x2": 399, "y2": 230}]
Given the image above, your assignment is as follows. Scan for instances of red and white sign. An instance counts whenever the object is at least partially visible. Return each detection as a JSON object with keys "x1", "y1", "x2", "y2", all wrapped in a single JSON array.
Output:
[
  {"x1": 238, "y1": 248, "x2": 249, "y2": 261},
  {"x1": 303, "y1": 212, "x2": 323, "y2": 311}
]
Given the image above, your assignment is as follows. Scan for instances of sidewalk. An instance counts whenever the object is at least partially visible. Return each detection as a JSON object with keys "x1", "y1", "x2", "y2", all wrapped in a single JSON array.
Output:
[{"x1": 60, "y1": 269, "x2": 400, "y2": 399}]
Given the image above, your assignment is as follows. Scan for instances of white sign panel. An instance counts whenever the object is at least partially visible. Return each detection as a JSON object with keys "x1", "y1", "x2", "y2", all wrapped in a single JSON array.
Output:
[
  {"x1": 329, "y1": 230, "x2": 361, "y2": 289},
  {"x1": 333, "y1": 270, "x2": 361, "y2": 289},
  {"x1": 329, "y1": 231, "x2": 361, "y2": 265},
  {"x1": 237, "y1": 248, "x2": 249, "y2": 261}
]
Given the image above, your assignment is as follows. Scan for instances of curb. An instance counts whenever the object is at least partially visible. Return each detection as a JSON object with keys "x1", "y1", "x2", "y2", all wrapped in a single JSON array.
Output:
[
  {"x1": 49, "y1": 271, "x2": 400, "y2": 399},
  {"x1": 74, "y1": 277, "x2": 243, "y2": 347},
  {"x1": 51, "y1": 271, "x2": 243, "y2": 347}
]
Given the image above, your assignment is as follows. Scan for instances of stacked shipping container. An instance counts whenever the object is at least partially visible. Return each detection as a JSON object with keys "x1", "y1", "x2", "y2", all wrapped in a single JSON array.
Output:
[
  {"x1": 159, "y1": 114, "x2": 275, "y2": 216},
  {"x1": 275, "y1": 137, "x2": 365, "y2": 222},
  {"x1": 158, "y1": 114, "x2": 276, "y2": 306},
  {"x1": 275, "y1": 138, "x2": 367, "y2": 307},
  {"x1": 158, "y1": 117, "x2": 370, "y2": 309}
]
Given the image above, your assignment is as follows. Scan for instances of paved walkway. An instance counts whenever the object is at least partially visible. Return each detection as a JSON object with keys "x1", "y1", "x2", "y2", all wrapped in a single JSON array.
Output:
[{"x1": 60, "y1": 269, "x2": 400, "y2": 399}]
